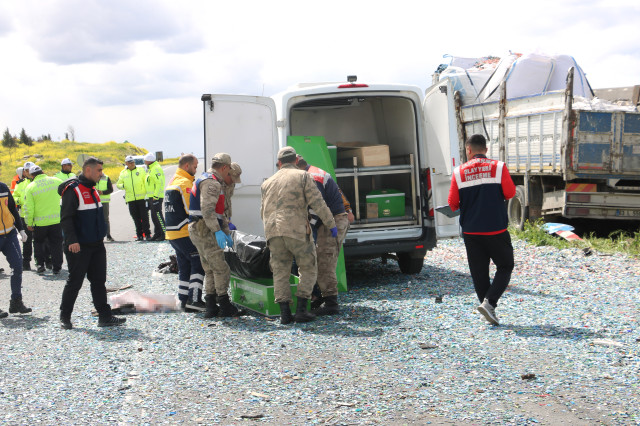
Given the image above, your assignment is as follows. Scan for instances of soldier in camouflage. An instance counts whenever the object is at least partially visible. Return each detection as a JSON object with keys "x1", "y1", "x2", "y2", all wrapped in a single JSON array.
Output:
[
  {"x1": 260, "y1": 146, "x2": 337, "y2": 324},
  {"x1": 188, "y1": 153, "x2": 243, "y2": 318}
]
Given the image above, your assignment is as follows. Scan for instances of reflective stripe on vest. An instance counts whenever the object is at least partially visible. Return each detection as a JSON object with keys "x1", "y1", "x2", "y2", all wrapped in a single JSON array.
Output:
[{"x1": 188, "y1": 172, "x2": 225, "y2": 220}]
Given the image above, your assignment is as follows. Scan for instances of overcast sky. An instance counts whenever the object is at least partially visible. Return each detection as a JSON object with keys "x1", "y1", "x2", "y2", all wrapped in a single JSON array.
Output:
[{"x1": 0, "y1": 0, "x2": 638, "y2": 157}]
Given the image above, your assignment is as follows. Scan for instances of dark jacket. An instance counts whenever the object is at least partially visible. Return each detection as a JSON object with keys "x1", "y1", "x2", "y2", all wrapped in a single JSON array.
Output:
[{"x1": 59, "y1": 175, "x2": 107, "y2": 245}]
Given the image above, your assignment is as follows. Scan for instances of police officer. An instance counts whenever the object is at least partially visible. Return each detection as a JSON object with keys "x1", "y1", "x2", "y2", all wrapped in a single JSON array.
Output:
[
  {"x1": 261, "y1": 147, "x2": 337, "y2": 324},
  {"x1": 117, "y1": 156, "x2": 151, "y2": 241},
  {"x1": 296, "y1": 155, "x2": 349, "y2": 316},
  {"x1": 12, "y1": 166, "x2": 32, "y2": 270},
  {"x1": 24, "y1": 165, "x2": 64, "y2": 275},
  {"x1": 448, "y1": 134, "x2": 516, "y2": 325},
  {"x1": 144, "y1": 152, "x2": 166, "y2": 241},
  {"x1": 165, "y1": 154, "x2": 206, "y2": 313},
  {"x1": 188, "y1": 153, "x2": 242, "y2": 318},
  {"x1": 0, "y1": 180, "x2": 31, "y2": 317},
  {"x1": 96, "y1": 173, "x2": 114, "y2": 242},
  {"x1": 58, "y1": 157, "x2": 125, "y2": 329},
  {"x1": 54, "y1": 158, "x2": 77, "y2": 181}
]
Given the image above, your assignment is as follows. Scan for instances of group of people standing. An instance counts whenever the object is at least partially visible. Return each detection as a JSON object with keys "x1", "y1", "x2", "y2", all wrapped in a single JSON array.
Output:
[{"x1": 116, "y1": 153, "x2": 166, "y2": 242}]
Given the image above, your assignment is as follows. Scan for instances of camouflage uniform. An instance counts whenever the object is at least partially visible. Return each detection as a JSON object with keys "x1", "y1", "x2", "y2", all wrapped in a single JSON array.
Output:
[
  {"x1": 316, "y1": 214, "x2": 349, "y2": 297},
  {"x1": 188, "y1": 169, "x2": 230, "y2": 297},
  {"x1": 260, "y1": 163, "x2": 336, "y2": 303}
]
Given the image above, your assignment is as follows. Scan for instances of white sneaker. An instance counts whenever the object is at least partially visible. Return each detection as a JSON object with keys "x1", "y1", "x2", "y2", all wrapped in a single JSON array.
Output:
[{"x1": 477, "y1": 299, "x2": 499, "y2": 325}]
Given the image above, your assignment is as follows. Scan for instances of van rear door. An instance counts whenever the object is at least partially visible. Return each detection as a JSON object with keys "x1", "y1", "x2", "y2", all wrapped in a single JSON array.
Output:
[
  {"x1": 201, "y1": 94, "x2": 278, "y2": 237},
  {"x1": 422, "y1": 80, "x2": 461, "y2": 238}
]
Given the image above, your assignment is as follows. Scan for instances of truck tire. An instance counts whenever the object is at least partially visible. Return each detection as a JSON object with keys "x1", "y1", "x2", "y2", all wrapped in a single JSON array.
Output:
[
  {"x1": 508, "y1": 185, "x2": 528, "y2": 231},
  {"x1": 397, "y1": 252, "x2": 424, "y2": 274}
]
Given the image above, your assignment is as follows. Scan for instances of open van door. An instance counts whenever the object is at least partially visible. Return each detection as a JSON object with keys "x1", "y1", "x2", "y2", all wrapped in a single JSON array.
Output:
[
  {"x1": 422, "y1": 80, "x2": 461, "y2": 238},
  {"x1": 201, "y1": 94, "x2": 278, "y2": 237}
]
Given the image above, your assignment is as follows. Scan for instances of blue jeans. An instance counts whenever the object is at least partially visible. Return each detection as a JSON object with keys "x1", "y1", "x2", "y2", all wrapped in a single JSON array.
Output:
[
  {"x1": 169, "y1": 237, "x2": 204, "y2": 303},
  {"x1": 0, "y1": 229, "x2": 23, "y2": 299}
]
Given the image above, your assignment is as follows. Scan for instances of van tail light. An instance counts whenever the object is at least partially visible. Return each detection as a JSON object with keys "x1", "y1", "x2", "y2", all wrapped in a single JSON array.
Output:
[
  {"x1": 338, "y1": 84, "x2": 369, "y2": 88},
  {"x1": 415, "y1": 245, "x2": 424, "y2": 249}
]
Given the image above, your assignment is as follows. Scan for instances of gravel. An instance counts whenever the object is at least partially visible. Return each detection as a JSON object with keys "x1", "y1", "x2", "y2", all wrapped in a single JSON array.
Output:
[{"x1": 1, "y1": 237, "x2": 639, "y2": 425}]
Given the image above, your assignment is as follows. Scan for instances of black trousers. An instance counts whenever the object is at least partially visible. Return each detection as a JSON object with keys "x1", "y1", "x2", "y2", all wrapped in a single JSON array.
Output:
[
  {"x1": 33, "y1": 224, "x2": 63, "y2": 270},
  {"x1": 20, "y1": 217, "x2": 33, "y2": 262},
  {"x1": 128, "y1": 199, "x2": 150, "y2": 238},
  {"x1": 463, "y1": 231, "x2": 514, "y2": 307},
  {"x1": 102, "y1": 202, "x2": 111, "y2": 237},
  {"x1": 60, "y1": 242, "x2": 111, "y2": 319},
  {"x1": 150, "y1": 198, "x2": 166, "y2": 237}
]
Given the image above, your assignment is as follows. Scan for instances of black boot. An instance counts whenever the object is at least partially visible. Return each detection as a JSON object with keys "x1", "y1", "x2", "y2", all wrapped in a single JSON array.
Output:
[
  {"x1": 204, "y1": 294, "x2": 219, "y2": 319},
  {"x1": 9, "y1": 298, "x2": 32, "y2": 314},
  {"x1": 217, "y1": 294, "x2": 245, "y2": 317},
  {"x1": 0, "y1": 308, "x2": 7, "y2": 319},
  {"x1": 22, "y1": 260, "x2": 31, "y2": 271},
  {"x1": 294, "y1": 298, "x2": 315, "y2": 323},
  {"x1": 279, "y1": 302, "x2": 293, "y2": 325},
  {"x1": 60, "y1": 313, "x2": 72, "y2": 330},
  {"x1": 311, "y1": 295, "x2": 339, "y2": 316}
]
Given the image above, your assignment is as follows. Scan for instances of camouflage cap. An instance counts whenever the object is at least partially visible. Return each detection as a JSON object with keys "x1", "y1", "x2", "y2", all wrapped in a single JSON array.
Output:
[
  {"x1": 211, "y1": 152, "x2": 231, "y2": 166},
  {"x1": 277, "y1": 146, "x2": 297, "y2": 161},
  {"x1": 229, "y1": 162, "x2": 242, "y2": 183}
]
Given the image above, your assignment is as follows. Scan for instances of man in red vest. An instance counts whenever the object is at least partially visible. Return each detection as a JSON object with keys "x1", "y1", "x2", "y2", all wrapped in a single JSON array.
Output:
[{"x1": 448, "y1": 134, "x2": 516, "y2": 325}]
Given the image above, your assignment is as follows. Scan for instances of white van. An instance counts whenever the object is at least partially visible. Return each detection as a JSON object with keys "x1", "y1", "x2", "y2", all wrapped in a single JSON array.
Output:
[{"x1": 200, "y1": 76, "x2": 460, "y2": 274}]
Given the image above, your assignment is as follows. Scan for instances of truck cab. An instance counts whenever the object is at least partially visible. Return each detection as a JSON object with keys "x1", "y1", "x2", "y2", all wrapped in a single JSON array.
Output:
[{"x1": 201, "y1": 76, "x2": 458, "y2": 274}]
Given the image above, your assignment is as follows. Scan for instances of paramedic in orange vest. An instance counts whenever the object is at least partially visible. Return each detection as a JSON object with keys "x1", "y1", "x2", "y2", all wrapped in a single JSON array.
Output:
[{"x1": 448, "y1": 134, "x2": 516, "y2": 326}]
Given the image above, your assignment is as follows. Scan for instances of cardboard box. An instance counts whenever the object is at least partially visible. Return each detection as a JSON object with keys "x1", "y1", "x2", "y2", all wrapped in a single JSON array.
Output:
[
  {"x1": 366, "y1": 202, "x2": 379, "y2": 218},
  {"x1": 335, "y1": 142, "x2": 390, "y2": 167},
  {"x1": 366, "y1": 189, "x2": 405, "y2": 217}
]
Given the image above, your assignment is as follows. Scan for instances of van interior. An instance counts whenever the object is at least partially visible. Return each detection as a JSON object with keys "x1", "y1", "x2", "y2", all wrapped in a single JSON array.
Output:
[{"x1": 288, "y1": 95, "x2": 424, "y2": 229}]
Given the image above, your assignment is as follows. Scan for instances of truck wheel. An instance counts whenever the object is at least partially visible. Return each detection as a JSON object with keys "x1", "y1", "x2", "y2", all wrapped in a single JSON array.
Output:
[
  {"x1": 508, "y1": 185, "x2": 528, "y2": 231},
  {"x1": 397, "y1": 252, "x2": 424, "y2": 274}
]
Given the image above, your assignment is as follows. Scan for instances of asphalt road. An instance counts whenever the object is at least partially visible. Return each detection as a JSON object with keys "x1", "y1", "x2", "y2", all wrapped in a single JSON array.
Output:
[{"x1": 107, "y1": 161, "x2": 204, "y2": 242}]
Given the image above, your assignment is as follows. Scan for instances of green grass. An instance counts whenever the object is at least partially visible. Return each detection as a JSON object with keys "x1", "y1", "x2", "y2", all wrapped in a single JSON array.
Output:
[
  {"x1": 510, "y1": 219, "x2": 640, "y2": 257},
  {"x1": 0, "y1": 139, "x2": 149, "y2": 183}
]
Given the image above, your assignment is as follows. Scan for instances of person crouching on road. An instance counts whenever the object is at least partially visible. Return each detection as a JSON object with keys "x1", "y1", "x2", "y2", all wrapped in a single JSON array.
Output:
[
  {"x1": 260, "y1": 147, "x2": 337, "y2": 325},
  {"x1": 188, "y1": 153, "x2": 243, "y2": 318},
  {"x1": 448, "y1": 134, "x2": 516, "y2": 326},
  {"x1": 144, "y1": 152, "x2": 166, "y2": 241},
  {"x1": 0, "y1": 180, "x2": 32, "y2": 318},
  {"x1": 58, "y1": 157, "x2": 126, "y2": 329},
  {"x1": 165, "y1": 154, "x2": 206, "y2": 313},
  {"x1": 117, "y1": 156, "x2": 151, "y2": 241}
]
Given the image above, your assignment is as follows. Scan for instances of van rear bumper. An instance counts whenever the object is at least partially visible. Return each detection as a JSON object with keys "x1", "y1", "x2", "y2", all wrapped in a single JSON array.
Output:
[{"x1": 342, "y1": 226, "x2": 436, "y2": 259}]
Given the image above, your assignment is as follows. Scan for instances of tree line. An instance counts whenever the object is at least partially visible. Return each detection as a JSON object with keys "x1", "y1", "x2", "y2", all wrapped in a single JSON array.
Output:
[{"x1": 1, "y1": 127, "x2": 73, "y2": 148}]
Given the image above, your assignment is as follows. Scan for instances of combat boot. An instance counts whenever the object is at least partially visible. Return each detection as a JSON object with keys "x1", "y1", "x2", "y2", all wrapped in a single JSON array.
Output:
[
  {"x1": 203, "y1": 294, "x2": 219, "y2": 319},
  {"x1": 293, "y1": 298, "x2": 315, "y2": 323},
  {"x1": 216, "y1": 294, "x2": 245, "y2": 317},
  {"x1": 311, "y1": 295, "x2": 339, "y2": 316},
  {"x1": 60, "y1": 313, "x2": 72, "y2": 330},
  {"x1": 279, "y1": 302, "x2": 293, "y2": 325},
  {"x1": 9, "y1": 297, "x2": 32, "y2": 314},
  {"x1": 22, "y1": 260, "x2": 31, "y2": 271}
]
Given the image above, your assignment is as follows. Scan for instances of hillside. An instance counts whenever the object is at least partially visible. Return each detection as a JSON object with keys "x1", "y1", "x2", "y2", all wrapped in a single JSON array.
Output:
[{"x1": 0, "y1": 140, "x2": 149, "y2": 184}]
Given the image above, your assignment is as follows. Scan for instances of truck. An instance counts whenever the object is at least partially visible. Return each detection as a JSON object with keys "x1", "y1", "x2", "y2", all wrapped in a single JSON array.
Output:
[
  {"x1": 200, "y1": 77, "x2": 458, "y2": 275},
  {"x1": 425, "y1": 67, "x2": 640, "y2": 230}
]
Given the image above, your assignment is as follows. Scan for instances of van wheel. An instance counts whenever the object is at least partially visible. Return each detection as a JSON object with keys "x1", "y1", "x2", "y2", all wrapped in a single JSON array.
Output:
[
  {"x1": 397, "y1": 252, "x2": 424, "y2": 274},
  {"x1": 508, "y1": 185, "x2": 528, "y2": 231}
]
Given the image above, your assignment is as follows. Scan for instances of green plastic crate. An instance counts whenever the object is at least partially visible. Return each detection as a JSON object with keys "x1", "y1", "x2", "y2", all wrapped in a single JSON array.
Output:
[
  {"x1": 231, "y1": 274, "x2": 309, "y2": 317},
  {"x1": 366, "y1": 189, "x2": 405, "y2": 217}
]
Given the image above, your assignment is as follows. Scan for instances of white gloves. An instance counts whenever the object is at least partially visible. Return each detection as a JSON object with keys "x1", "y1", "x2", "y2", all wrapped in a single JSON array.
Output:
[{"x1": 19, "y1": 230, "x2": 28, "y2": 242}]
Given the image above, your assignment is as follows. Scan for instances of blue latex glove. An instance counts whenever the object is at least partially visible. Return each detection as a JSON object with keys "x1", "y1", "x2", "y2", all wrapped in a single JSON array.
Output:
[
  {"x1": 330, "y1": 226, "x2": 338, "y2": 238},
  {"x1": 228, "y1": 222, "x2": 237, "y2": 230},
  {"x1": 215, "y1": 230, "x2": 228, "y2": 249},
  {"x1": 225, "y1": 234, "x2": 234, "y2": 248}
]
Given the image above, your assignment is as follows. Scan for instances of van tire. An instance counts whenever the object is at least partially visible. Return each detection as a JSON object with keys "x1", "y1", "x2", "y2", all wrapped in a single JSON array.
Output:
[
  {"x1": 397, "y1": 252, "x2": 424, "y2": 274},
  {"x1": 508, "y1": 185, "x2": 528, "y2": 231}
]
